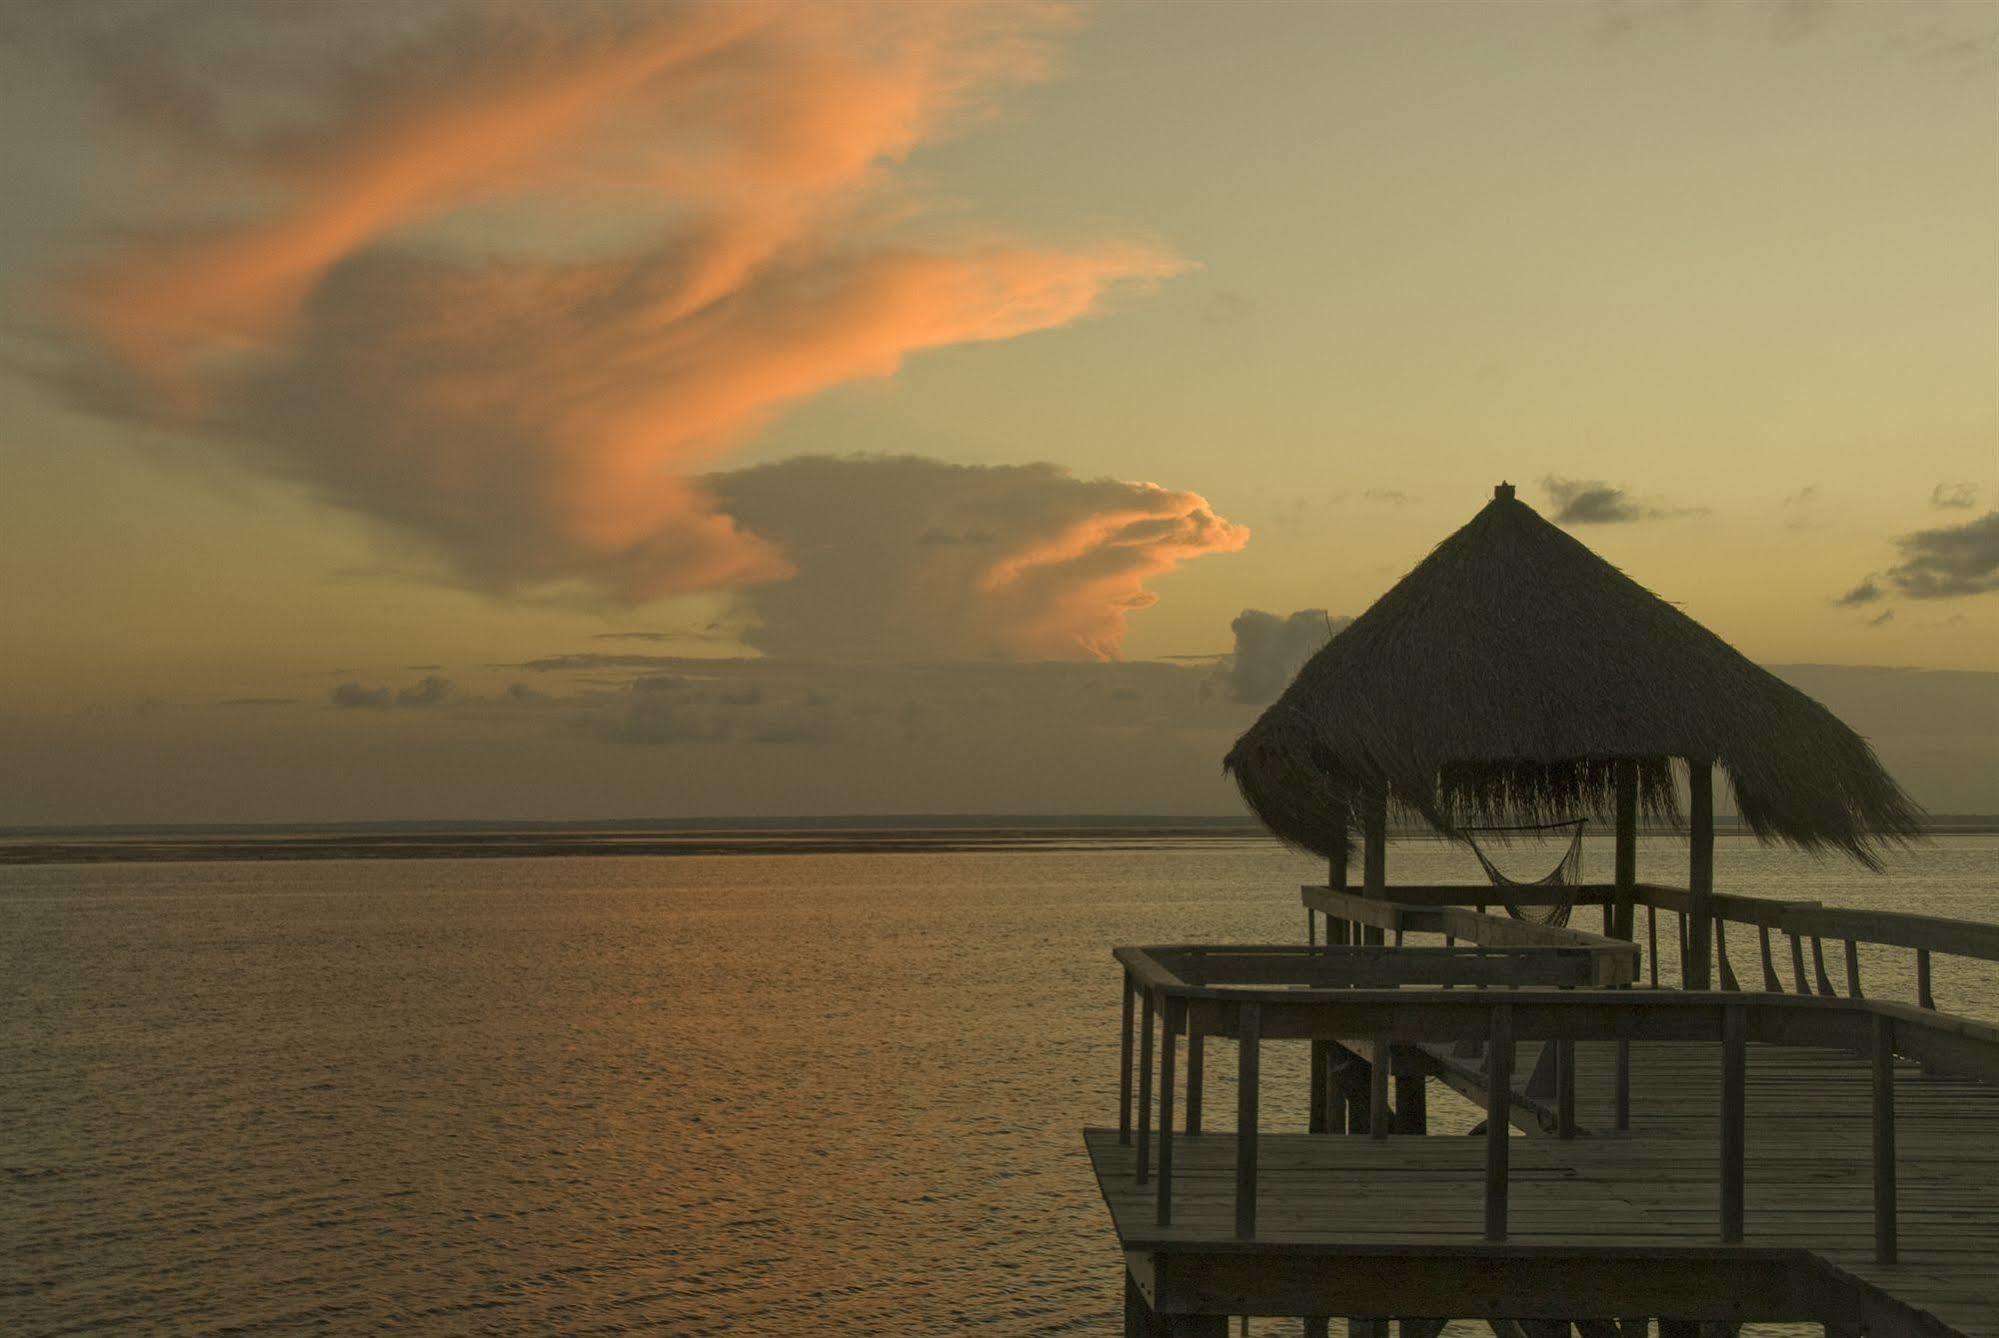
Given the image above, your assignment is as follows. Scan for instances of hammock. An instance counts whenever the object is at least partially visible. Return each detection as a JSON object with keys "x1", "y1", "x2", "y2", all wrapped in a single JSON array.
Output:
[{"x1": 1463, "y1": 819, "x2": 1587, "y2": 928}]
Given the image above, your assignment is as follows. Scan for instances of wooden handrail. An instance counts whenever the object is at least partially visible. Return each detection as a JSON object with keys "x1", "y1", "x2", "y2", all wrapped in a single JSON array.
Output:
[
  {"x1": 1116, "y1": 956, "x2": 1996, "y2": 1268},
  {"x1": 1302, "y1": 882, "x2": 1999, "y2": 1015},
  {"x1": 1300, "y1": 887, "x2": 1640, "y2": 986}
]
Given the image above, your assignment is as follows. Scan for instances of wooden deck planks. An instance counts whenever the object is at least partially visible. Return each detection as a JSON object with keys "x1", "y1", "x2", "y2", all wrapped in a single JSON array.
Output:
[{"x1": 1088, "y1": 1037, "x2": 1999, "y2": 1336}]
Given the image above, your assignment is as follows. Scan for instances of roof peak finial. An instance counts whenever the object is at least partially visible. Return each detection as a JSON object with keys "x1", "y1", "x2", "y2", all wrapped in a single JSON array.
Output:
[{"x1": 1494, "y1": 481, "x2": 1515, "y2": 501}]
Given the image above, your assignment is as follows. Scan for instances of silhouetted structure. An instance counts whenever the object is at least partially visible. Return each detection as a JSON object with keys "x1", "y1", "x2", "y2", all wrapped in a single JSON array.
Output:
[{"x1": 1224, "y1": 481, "x2": 1922, "y2": 988}]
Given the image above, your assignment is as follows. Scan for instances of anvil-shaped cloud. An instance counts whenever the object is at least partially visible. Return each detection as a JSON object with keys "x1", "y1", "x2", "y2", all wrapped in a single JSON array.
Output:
[{"x1": 49, "y1": 0, "x2": 1242, "y2": 658}]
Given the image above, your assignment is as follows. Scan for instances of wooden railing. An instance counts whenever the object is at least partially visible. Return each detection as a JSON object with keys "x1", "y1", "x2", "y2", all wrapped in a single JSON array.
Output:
[
  {"x1": 1113, "y1": 945, "x2": 1999, "y2": 1267},
  {"x1": 1302, "y1": 881, "x2": 1999, "y2": 1015}
]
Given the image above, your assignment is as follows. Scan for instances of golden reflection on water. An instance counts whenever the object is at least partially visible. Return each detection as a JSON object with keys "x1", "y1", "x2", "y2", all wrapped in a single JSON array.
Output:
[{"x1": 4, "y1": 837, "x2": 1994, "y2": 1333}]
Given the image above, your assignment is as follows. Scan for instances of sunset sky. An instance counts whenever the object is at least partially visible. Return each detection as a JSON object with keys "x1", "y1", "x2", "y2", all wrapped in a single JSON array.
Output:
[{"x1": 0, "y1": 0, "x2": 1993, "y2": 824}]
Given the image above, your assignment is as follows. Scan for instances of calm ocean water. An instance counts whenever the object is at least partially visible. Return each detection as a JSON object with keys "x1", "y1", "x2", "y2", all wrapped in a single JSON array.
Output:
[{"x1": 4, "y1": 835, "x2": 1995, "y2": 1335}]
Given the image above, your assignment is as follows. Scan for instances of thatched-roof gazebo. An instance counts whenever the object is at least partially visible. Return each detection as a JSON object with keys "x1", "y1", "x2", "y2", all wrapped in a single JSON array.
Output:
[{"x1": 1225, "y1": 483, "x2": 1922, "y2": 988}]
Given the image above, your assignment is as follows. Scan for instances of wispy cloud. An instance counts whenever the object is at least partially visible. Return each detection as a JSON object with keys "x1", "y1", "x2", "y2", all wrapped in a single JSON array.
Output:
[
  {"x1": 1884, "y1": 511, "x2": 1999, "y2": 599},
  {"x1": 40, "y1": 1, "x2": 1227, "y2": 657},
  {"x1": 1932, "y1": 482, "x2": 1979, "y2": 510},
  {"x1": 1543, "y1": 476, "x2": 1702, "y2": 525},
  {"x1": 1834, "y1": 577, "x2": 1884, "y2": 607}
]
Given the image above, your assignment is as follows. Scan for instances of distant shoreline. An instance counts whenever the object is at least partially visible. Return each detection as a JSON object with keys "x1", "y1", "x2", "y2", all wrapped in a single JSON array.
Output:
[{"x1": 2, "y1": 815, "x2": 1993, "y2": 866}]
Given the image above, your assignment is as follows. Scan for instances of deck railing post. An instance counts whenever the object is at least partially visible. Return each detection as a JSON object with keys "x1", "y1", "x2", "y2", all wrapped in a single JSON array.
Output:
[
  {"x1": 1613, "y1": 759, "x2": 1638, "y2": 941},
  {"x1": 1687, "y1": 758, "x2": 1714, "y2": 990},
  {"x1": 1485, "y1": 1004, "x2": 1513, "y2": 1242},
  {"x1": 1917, "y1": 948, "x2": 1934, "y2": 1011},
  {"x1": 1236, "y1": 1001, "x2": 1261, "y2": 1239},
  {"x1": 1874, "y1": 1013, "x2": 1898, "y2": 1265},
  {"x1": 1118, "y1": 971, "x2": 1136, "y2": 1145},
  {"x1": 1157, "y1": 995, "x2": 1179, "y2": 1227},
  {"x1": 1557, "y1": 1037, "x2": 1577, "y2": 1140},
  {"x1": 1649, "y1": 905, "x2": 1660, "y2": 988},
  {"x1": 1136, "y1": 987, "x2": 1155, "y2": 1184},
  {"x1": 1758, "y1": 925, "x2": 1782, "y2": 992},
  {"x1": 1309, "y1": 1040, "x2": 1330, "y2": 1134},
  {"x1": 1845, "y1": 940, "x2": 1865, "y2": 999},
  {"x1": 1186, "y1": 1027, "x2": 1204, "y2": 1135},
  {"x1": 1720, "y1": 1003, "x2": 1746, "y2": 1243},
  {"x1": 1615, "y1": 1038, "x2": 1631, "y2": 1130},
  {"x1": 1370, "y1": 1038, "x2": 1391, "y2": 1140}
]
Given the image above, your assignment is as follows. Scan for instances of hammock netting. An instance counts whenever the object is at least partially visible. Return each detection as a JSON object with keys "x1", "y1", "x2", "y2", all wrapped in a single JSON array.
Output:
[{"x1": 1462, "y1": 819, "x2": 1586, "y2": 928}]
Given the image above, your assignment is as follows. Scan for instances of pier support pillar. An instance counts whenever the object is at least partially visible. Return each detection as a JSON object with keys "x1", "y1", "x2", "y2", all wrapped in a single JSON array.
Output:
[
  {"x1": 1334, "y1": 1046, "x2": 1373, "y2": 1134},
  {"x1": 1393, "y1": 1047, "x2": 1428, "y2": 1134},
  {"x1": 1122, "y1": 1270, "x2": 1225, "y2": 1337}
]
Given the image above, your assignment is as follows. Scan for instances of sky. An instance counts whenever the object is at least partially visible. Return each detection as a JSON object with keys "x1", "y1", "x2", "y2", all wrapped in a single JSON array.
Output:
[{"x1": 0, "y1": 0, "x2": 1994, "y2": 825}]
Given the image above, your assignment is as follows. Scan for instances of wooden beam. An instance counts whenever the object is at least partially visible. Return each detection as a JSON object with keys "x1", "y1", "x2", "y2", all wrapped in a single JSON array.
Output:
[
  {"x1": 1185, "y1": 1029, "x2": 1204, "y2": 1136},
  {"x1": 1235, "y1": 1001, "x2": 1259, "y2": 1239},
  {"x1": 1614, "y1": 759, "x2": 1638, "y2": 941},
  {"x1": 1486, "y1": 1004, "x2": 1513, "y2": 1241},
  {"x1": 1687, "y1": 760, "x2": 1714, "y2": 990},
  {"x1": 1720, "y1": 1004, "x2": 1746, "y2": 1244},
  {"x1": 1370, "y1": 1038, "x2": 1391, "y2": 1140},
  {"x1": 1362, "y1": 784, "x2": 1387, "y2": 946},
  {"x1": 1395, "y1": 1056, "x2": 1428, "y2": 1135},
  {"x1": 1156, "y1": 995, "x2": 1178, "y2": 1227},
  {"x1": 1119, "y1": 972, "x2": 1136, "y2": 1144},
  {"x1": 1308, "y1": 1040, "x2": 1329, "y2": 1134},
  {"x1": 1873, "y1": 1012, "x2": 1897, "y2": 1265},
  {"x1": 1137, "y1": 988, "x2": 1155, "y2": 1183},
  {"x1": 1557, "y1": 1038, "x2": 1577, "y2": 1140}
]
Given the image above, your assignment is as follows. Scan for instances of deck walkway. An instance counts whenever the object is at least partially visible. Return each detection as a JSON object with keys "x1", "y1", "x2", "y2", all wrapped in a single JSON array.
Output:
[{"x1": 1090, "y1": 1037, "x2": 1999, "y2": 1334}]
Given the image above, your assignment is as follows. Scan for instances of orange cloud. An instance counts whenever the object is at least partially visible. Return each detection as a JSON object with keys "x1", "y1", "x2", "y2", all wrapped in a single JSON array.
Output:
[
  {"x1": 53, "y1": 0, "x2": 1240, "y2": 656},
  {"x1": 713, "y1": 457, "x2": 1247, "y2": 661}
]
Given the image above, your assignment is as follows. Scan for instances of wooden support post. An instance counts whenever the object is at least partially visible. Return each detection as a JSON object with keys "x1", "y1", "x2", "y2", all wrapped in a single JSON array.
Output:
[
  {"x1": 1917, "y1": 948, "x2": 1934, "y2": 1010},
  {"x1": 1720, "y1": 1003, "x2": 1746, "y2": 1244},
  {"x1": 1845, "y1": 940, "x2": 1865, "y2": 999},
  {"x1": 1649, "y1": 905, "x2": 1660, "y2": 988},
  {"x1": 1308, "y1": 1040, "x2": 1329, "y2": 1134},
  {"x1": 1185, "y1": 1029, "x2": 1204, "y2": 1135},
  {"x1": 1789, "y1": 933, "x2": 1809, "y2": 994},
  {"x1": 1330, "y1": 831, "x2": 1351, "y2": 949},
  {"x1": 1557, "y1": 1038, "x2": 1578, "y2": 1140},
  {"x1": 1614, "y1": 760, "x2": 1638, "y2": 941},
  {"x1": 1485, "y1": 1005, "x2": 1513, "y2": 1242},
  {"x1": 1344, "y1": 1049, "x2": 1373, "y2": 1136},
  {"x1": 1235, "y1": 1002, "x2": 1260, "y2": 1239},
  {"x1": 1370, "y1": 1037, "x2": 1391, "y2": 1139},
  {"x1": 1615, "y1": 1038, "x2": 1631, "y2": 1131},
  {"x1": 1758, "y1": 925, "x2": 1781, "y2": 992},
  {"x1": 1157, "y1": 996, "x2": 1178, "y2": 1227},
  {"x1": 1395, "y1": 1056, "x2": 1428, "y2": 1135},
  {"x1": 1812, "y1": 938, "x2": 1836, "y2": 997},
  {"x1": 1362, "y1": 783, "x2": 1388, "y2": 946},
  {"x1": 1874, "y1": 1013, "x2": 1897, "y2": 1265},
  {"x1": 1119, "y1": 973, "x2": 1136, "y2": 1145},
  {"x1": 1136, "y1": 988, "x2": 1155, "y2": 1183},
  {"x1": 1687, "y1": 758, "x2": 1714, "y2": 990}
]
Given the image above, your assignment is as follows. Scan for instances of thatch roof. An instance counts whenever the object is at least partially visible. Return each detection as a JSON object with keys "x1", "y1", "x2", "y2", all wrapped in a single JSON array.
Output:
[{"x1": 1225, "y1": 486, "x2": 1922, "y2": 869}]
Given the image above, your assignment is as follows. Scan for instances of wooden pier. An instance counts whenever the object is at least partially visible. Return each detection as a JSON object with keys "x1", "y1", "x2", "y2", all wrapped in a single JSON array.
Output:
[{"x1": 1091, "y1": 891, "x2": 1999, "y2": 1337}]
